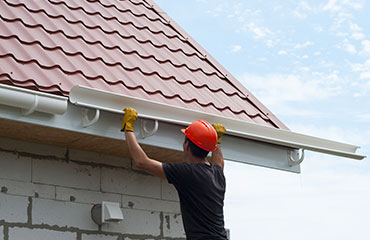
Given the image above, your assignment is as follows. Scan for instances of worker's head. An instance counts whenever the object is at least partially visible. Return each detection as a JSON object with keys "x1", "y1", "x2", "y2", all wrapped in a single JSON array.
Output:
[
  {"x1": 183, "y1": 137, "x2": 209, "y2": 159},
  {"x1": 181, "y1": 120, "x2": 217, "y2": 159}
]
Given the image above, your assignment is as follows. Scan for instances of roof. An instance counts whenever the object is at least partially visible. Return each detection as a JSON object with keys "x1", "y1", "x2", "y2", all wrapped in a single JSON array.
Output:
[{"x1": 0, "y1": 0, "x2": 288, "y2": 130}]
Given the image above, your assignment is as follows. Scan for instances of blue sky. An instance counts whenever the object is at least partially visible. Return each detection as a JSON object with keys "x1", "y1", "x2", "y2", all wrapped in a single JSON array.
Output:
[{"x1": 155, "y1": 0, "x2": 370, "y2": 239}]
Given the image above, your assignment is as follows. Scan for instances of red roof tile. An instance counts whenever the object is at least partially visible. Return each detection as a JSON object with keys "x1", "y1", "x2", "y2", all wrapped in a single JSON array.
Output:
[{"x1": 0, "y1": 0, "x2": 288, "y2": 129}]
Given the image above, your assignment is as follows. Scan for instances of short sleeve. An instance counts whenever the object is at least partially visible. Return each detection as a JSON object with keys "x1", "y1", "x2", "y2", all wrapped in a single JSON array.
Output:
[{"x1": 162, "y1": 162, "x2": 192, "y2": 187}]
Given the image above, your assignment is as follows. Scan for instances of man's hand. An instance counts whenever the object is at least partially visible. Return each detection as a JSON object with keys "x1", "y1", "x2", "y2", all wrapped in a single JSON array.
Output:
[
  {"x1": 212, "y1": 123, "x2": 226, "y2": 144},
  {"x1": 121, "y1": 108, "x2": 138, "y2": 132}
]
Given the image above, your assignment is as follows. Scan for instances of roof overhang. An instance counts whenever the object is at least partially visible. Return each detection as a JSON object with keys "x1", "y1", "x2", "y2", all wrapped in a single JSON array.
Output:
[
  {"x1": 0, "y1": 84, "x2": 300, "y2": 173},
  {"x1": 0, "y1": 84, "x2": 365, "y2": 174},
  {"x1": 69, "y1": 85, "x2": 365, "y2": 160}
]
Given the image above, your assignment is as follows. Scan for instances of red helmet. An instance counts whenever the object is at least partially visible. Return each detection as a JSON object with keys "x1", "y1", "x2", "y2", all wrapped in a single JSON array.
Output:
[{"x1": 181, "y1": 120, "x2": 217, "y2": 152}]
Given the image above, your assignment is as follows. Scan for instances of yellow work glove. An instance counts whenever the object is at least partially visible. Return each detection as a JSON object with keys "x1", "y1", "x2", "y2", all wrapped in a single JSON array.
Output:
[
  {"x1": 212, "y1": 123, "x2": 226, "y2": 144},
  {"x1": 121, "y1": 108, "x2": 138, "y2": 132}
]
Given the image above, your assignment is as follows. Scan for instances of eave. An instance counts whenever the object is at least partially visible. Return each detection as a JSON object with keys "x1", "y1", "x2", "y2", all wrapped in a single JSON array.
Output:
[{"x1": 0, "y1": 84, "x2": 366, "y2": 174}]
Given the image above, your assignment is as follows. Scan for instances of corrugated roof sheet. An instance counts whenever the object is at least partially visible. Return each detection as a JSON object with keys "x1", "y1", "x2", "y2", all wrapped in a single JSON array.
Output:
[{"x1": 0, "y1": 0, "x2": 288, "y2": 129}]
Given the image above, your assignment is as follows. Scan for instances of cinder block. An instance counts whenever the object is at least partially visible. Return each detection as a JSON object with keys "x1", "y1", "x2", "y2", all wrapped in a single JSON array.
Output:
[
  {"x1": 163, "y1": 213, "x2": 185, "y2": 238},
  {"x1": 0, "y1": 193, "x2": 28, "y2": 223},
  {"x1": 32, "y1": 198, "x2": 98, "y2": 231},
  {"x1": 32, "y1": 159, "x2": 100, "y2": 190},
  {"x1": 34, "y1": 184, "x2": 56, "y2": 199},
  {"x1": 0, "y1": 179, "x2": 55, "y2": 199},
  {"x1": 0, "y1": 225, "x2": 3, "y2": 240},
  {"x1": 9, "y1": 227, "x2": 76, "y2": 240},
  {"x1": 0, "y1": 137, "x2": 66, "y2": 159},
  {"x1": 101, "y1": 168, "x2": 161, "y2": 199},
  {"x1": 82, "y1": 233, "x2": 118, "y2": 240},
  {"x1": 56, "y1": 187, "x2": 121, "y2": 205},
  {"x1": 122, "y1": 195, "x2": 180, "y2": 213},
  {"x1": 101, "y1": 208, "x2": 160, "y2": 236},
  {"x1": 161, "y1": 180, "x2": 179, "y2": 201},
  {"x1": 0, "y1": 152, "x2": 31, "y2": 182},
  {"x1": 69, "y1": 148, "x2": 130, "y2": 169}
]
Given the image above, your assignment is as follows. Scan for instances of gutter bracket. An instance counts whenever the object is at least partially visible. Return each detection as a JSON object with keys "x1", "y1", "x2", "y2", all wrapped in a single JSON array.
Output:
[
  {"x1": 82, "y1": 108, "x2": 100, "y2": 128},
  {"x1": 140, "y1": 119, "x2": 158, "y2": 139},
  {"x1": 22, "y1": 95, "x2": 39, "y2": 116},
  {"x1": 288, "y1": 149, "x2": 305, "y2": 166}
]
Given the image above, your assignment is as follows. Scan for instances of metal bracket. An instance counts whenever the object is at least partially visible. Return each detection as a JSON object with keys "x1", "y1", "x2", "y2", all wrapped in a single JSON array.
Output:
[
  {"x1": 140, "y1": 118, "x2": 158, "y2": 139},
  {"x1": 288, "y1": 149, "x2": 305, "y2": 166},
  {"x1": 82, "y1": 108, "x2": 100, "y2": 128},
  {"x1": 22, "y1": 95, "x2": 39, "y2": 116}
]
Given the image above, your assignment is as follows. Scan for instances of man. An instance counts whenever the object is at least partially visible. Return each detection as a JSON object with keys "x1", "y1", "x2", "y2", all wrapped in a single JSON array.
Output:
[{"x1": 122, "y1": 108, "x2": 227, "y2": 240}]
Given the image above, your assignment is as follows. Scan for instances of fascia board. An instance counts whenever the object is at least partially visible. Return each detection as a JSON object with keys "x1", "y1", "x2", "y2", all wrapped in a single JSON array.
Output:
[
  {"x1": 69, "y1": 85, "x2": 366, "y2": 160},
  {"x1": 0, "y1": 84, "x2": 68, "y2": 115}
]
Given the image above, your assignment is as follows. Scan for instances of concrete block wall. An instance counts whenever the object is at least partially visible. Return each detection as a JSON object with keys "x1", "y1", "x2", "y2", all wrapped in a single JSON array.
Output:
[{"x1": 0, "y1": 137, "x2": 185, "y2": 240}]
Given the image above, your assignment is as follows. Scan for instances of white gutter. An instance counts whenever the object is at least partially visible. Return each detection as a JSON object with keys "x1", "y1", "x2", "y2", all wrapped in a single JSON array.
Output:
[
  {"x1": 0, "y1": 84, "x2": 68, "y2": 115},
  {"x1": 69, "y1": 85, "x2": 366, "y2": 160}
]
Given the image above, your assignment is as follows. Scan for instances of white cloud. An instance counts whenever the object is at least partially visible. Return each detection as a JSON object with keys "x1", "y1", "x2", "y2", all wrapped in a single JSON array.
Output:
[
  {"x1": 337, "y1": 39, "x2": 357, "y2": 54},
  {"x1": 294, "y1": 41, "x2": 314, "y2": 49},
  {"x1": 351, "y1": 59, "x2": 370, "y2": 73},
  {"x1": 229, "y1": 45, "x2": 242, "y2": 53},
  {"x1": 323, "y1": 0, "x2": 341, "y2": 11},
  {"x1": 349, "y1": 22, "x2": 365, "y2": 40},
  {"x1": 360, "y1": 72, "x2": 370, "y2": 79},
  {"x1": 344, "y1": 0, "x2": 365, "y2": 10},
  {"x1": 323, "y1": 0, "x2": 364, "y2": 11},
  {"x1": 292, "y1": 10, "x2": 308, "y2": 19},
  {"x1": 243, "y1": 22, "x2": 273, "y2": 39},
  {"x1": 292, "y1": 2, "x2": 313, "y2": 19},
  {"x1": 362, "y1": 40, "x2": 370, "y2": 54},
  {"x1": 351, "y1": 32, "x2": 365, "y2": 40},
  {"x1": 240, "y1": 73, "x2": 341, "y2": 107},
  {"x1": 344, "y1": 42, "x2": 357, "y2": 53},
  {"x1": 349, "y1": 22, "x2": 362, "y2": 32},
  {"x1": 278, "y1": 50, "x2": 288, "y2": 55}
]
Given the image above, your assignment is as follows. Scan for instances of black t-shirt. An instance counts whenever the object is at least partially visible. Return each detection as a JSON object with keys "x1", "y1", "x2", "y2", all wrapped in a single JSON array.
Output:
[{"x1": 163, "y1": 162, "x2": 227, "y2": 240}]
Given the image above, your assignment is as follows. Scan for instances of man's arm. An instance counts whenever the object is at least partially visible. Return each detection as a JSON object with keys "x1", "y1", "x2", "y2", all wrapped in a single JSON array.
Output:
[
  {"x1": 122, "y1": 108, "x2": 166, "y2": 179},
  {"x1": 125, "y1": 131, "x2": 166, "y2": 179},
  {"x1": 210, "y1": 143, "x2": 224, "y2": 169},
  {"x1": 210, "y1": 123, "x2": 226, "y2": 170}
]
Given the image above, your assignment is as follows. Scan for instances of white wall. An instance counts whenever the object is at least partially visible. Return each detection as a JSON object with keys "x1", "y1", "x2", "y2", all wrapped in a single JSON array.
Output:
[{"x1": 0, "y1": 137, "x2": 185, "y2": 240}]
